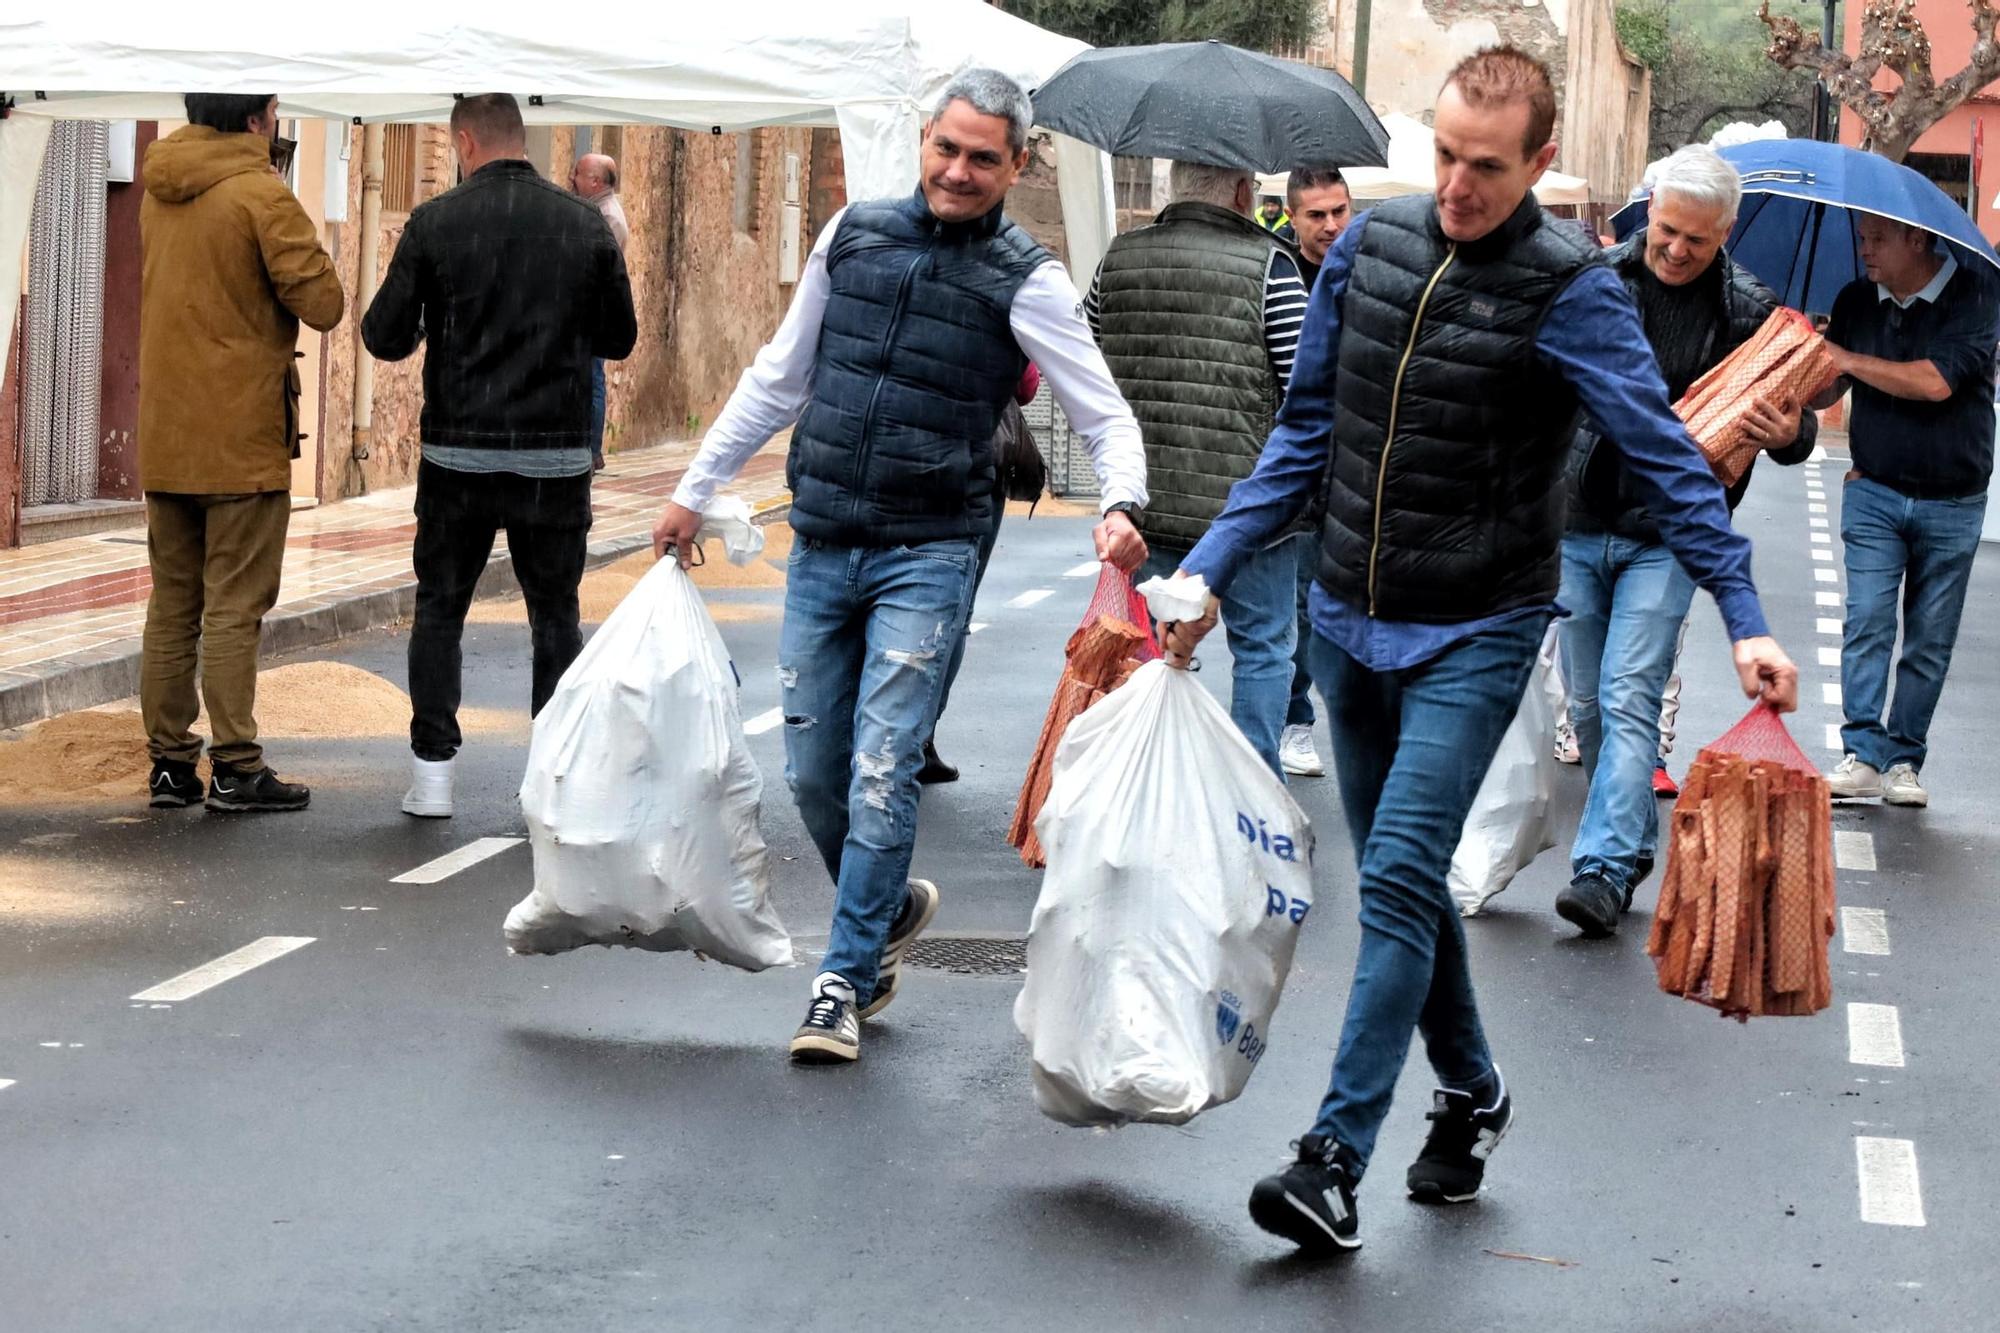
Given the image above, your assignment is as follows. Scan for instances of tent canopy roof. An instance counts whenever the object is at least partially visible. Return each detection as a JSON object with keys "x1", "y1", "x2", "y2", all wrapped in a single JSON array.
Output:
[{"x1": 1257, "y1": 112, "x2": 1591, "y2": 208}]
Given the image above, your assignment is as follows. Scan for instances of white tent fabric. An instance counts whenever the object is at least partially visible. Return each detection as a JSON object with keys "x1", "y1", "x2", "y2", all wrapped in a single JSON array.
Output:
[
  {"x1": 0, "y1": 0, "x2": 1116, "y2": 381},
  {"x1": 1257, "y1": 112, "x2": 1590, "y2": 208}
]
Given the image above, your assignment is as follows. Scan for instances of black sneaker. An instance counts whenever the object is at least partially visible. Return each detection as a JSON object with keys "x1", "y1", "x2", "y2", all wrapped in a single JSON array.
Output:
[
  {"x1": 789, "y1": 971, "x2": 860, "y2": 1063},
  {"x1": 860, "y1": 878, "x2": 941, "y2": 1020},
  {"x1": 1248, "y1": 1133, "x2": 1362, "y2": 1254},
  {"x1": 915, "y1": 740, "x2": 959, "y2": 785},
  {"x1": 1628, "y1": 854, "x2": 1655, "y2": 910},
  {"x1": 1555, "y1": 873, "x2": 1622, "y2": 937},
  {"x1": 1407, "y1": 1081, "x2": 1513, "y2": 1203},
  {"x1": 205, "y1": 764, "x2": 311, "y2": 813},
  {"x1": 148, "y1": 759, "x2": 204, "y2": 808}
]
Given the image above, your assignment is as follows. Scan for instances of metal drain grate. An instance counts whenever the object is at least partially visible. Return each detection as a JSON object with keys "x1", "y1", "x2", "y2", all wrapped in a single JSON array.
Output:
[{"x1": 902, "y1": 936, "x2": 1027, "y2": 975}]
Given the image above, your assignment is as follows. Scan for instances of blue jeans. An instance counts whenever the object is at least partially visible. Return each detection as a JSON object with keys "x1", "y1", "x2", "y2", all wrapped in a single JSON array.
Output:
[
  {"x1": 779, "y1": 537, "x2": 979, "y2": 1002},
  {"x1": 1558, "y1": 533, "x2": 1697, "y2": 889},
  {"x1": 1306, "y1": 613, "x2": 1547, "y2": 1169},
  {"x1": 1143, "y1": 533, "x2": 1301, "y2": 778},
  {"x1": 1286, "y1": 535, "x2": 1318, "y2": 728},
  {"x1": 1840, "y1": 476, "x2": 1986, "y2": 771},
  {"x1": 588, "y1": 359, "x2": 606, "y2": 468}
]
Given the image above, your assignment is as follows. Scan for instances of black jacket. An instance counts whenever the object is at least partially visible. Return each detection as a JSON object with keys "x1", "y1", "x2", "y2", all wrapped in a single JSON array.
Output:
[
  {"x1": 361, "y1": 159, "x2": 637, "y2": 455},
  {"x1": 1318, "y1": 193, "x2": 1598, "y2": 623},
  {"x1": 788, "y1": 190, "x2": 1045, "y2": 546},
  {"x1": 1567, "y1": 235, "x2": 1814, "y2": 540}
]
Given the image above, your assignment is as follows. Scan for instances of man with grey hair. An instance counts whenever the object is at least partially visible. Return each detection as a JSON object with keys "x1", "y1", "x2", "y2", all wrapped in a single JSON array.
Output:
[
  {"x1": 1082, "y1": 159, "x2": 1313, "y2": 777},
  {"x1": 1553, "y1": 142, "x2": 1815, "y2": 936},
  {"x1": 571, "y1": 151, "x2": 630, "y2": 471},
  {"x1": 651, "y1": 68, "x2": 1148, "y2": 1064}
]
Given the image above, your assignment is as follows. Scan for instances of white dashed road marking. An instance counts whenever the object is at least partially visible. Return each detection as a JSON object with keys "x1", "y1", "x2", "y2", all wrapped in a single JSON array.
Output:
[
  {"x1": 131, "y1": 937, "x2": 316, "y2": 1003},
  {"x1": 1822, "y1": 682, "x2": 1842, "y2": 706},
  {"x1": 1006, "y1": 589, "x2": 1054, "y2": 609},
  {"x1": 1815, "y1": 568, "x2": 1837, "y2": 582},
  {"x1": 1817, "y1": 646, "x2": 1841, "y2": 666},
  {"x1": 1062, "y1": 561, "x2": 1101, "y2": 579},
  {"x1": 1841, "y1": 906, "x2": 1891, "y2": 956},
  {"x1": 1825, "y1": 723, "x2": 1842, "y2": 752},
  {"x1": 1811, "y1": 531, "x2": 1831, "y2": 544},
  {"x1": 1847, "y1": 1003, "x2": 1907, "y2": 1067},
  {"x1": 1834, "y1": 829, "x2": 1877, "y2": 871},
  {"x1": 1810, "y1": 503, "x2": 1828, "y2": 514},
  {"x1": 1817, "y1": 617, "x2": 1843, "y2": 635},
  {"x1": 391, "y1": 837, "x2": 525, "y2": 885},
  {"x1": 1816, "y1": 590, "x2": 1841, "y2": 607},
  {"x1": 968, "y1": 622, "x2": 990, "y2": 635},
  {"x1": 1811, "y1": 549, "x2": 1833, "y2": 562},
  {"x1": 1856, "y1": 1138, "x2": 1927, "y2": 1226},
  {"x1": 744, "y1": 707, "x2": 783, "y2": 736},
  {"x1": 1810, "y1": 516, "x2": 1829, "y2": 528},
  {"x1": 0, "y1": 1080, "x2": 14, "y2": 1092}
]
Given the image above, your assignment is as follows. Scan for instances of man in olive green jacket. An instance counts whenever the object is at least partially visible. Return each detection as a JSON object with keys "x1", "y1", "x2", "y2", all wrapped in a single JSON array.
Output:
[{"x1": 138, "y1": 93, "x2": 344, "y2": 813}]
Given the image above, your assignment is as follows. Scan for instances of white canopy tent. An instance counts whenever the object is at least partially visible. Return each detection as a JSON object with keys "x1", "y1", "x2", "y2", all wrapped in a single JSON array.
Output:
[
  {"x1": 1256, "y1": 112, "x2": 1591, "y2": 208},
  {"x1": 0, "y1": 0, "x2": 1119, "y2": 382}
]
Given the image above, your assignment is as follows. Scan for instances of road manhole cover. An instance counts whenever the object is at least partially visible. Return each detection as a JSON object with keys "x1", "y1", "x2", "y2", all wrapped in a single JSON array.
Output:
[{"x1": 902, "y1": 936, "x2": 1027, "y2": 975}]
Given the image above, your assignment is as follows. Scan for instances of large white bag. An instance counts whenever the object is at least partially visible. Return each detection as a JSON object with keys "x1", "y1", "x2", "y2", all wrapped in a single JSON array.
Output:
[
  {"x1": 505, "y1": 510, "x2": 791, "y2": 970},
  {"x1": 1447, "y1": 624, "x2": 1565, "y2": 917},
  {"x1": 1014, "y1": 660, "x2": 1315, "y2": 1126}
]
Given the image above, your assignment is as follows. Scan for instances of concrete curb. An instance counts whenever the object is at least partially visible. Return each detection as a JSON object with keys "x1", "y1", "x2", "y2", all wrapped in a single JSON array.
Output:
[{"x1": 0, "y1": 499, "x2": 791, "y2": 733}]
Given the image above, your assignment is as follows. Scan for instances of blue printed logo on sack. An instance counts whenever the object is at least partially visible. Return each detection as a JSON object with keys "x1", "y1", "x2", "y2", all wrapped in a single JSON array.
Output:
[
  {"x1": 1216, "y1": 991, "x2": 1242, "y2": 1046},
  {"x1": 1236, "y1": 811, "x2": 1302, "y2": 862}
]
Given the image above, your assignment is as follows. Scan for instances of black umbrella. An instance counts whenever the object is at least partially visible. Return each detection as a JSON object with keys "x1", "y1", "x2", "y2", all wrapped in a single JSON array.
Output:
[{"x1": 1030, "y1": 40, "x2": 1388, "y2": 173}]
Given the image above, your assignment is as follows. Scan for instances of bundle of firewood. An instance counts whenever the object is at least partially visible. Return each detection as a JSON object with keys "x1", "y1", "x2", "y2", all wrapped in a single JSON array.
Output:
[
  {"x1": 1647, "y1": 704, "x2": 1835, "y2": 1020},
  {"x1": 1673, "y1": 307, "x2": 1839, "y2": 487},
  {"x1": 1007, "y1": 567, "x2": 1156, "y2": 868}
]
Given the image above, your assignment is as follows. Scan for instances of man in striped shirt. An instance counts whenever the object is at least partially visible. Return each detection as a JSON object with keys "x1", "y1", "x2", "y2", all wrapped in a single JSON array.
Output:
[{"x1": 1084, "y1": 161, "x2": 1311, "y2": 775}]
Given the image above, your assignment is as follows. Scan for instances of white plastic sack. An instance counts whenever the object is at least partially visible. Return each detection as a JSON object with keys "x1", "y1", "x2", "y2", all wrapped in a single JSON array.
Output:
[
  {"x1": 505, "y1": 555, "x2": 791, "y2": 970},
  {"x1": 1447, "y1": 624, "x2": 1565, "y2": 917},
  {"x1": 1015, "y1": 661, "x2": 1315, "y2": 1126}
]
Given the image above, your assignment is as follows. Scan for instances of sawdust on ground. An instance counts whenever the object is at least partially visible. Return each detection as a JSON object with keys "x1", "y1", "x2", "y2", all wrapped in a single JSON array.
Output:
[
  {"x1": 468, "y1": 522, "x2": 794, "y2": 625},
  {"x1": 1008, "y1": 495, "x2": 1098, "y2": 519}
]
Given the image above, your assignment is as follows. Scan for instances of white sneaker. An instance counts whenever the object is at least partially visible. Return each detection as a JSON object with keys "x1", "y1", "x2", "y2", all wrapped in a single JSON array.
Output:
[
  {"x1": 1554, "y1": 717, "x2": 1581, "y2": 765},
  {"x1": 401, "y1": 756, "x2": 455, "y2": 817},
  {"x1": 1881, "y1": 762, "x2": 1928, "y2": 808},
  {"x1": 1280, "y1": 724, "x2": 1325, "y2": 777},
  {"x1": 1826, "y1": 754, "x2": 1882, "y2": 799}
]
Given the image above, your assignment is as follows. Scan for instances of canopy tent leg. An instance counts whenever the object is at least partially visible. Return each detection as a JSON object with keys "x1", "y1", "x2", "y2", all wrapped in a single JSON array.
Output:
[
  {"x1": 0, "y1": 114, "x2": 57, "y2": 403},
  {"x1": 1052, "y1": 132, "x2": 1115, "y2": 289}
]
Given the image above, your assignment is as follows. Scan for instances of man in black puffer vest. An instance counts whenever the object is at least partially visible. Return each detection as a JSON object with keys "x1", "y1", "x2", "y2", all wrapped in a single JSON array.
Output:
[
  {"x1": 1558, "y1": 145, "x2": 1816, "y2": 940},
  {"x1": 1165, "y1": 48, "x2": 1799, "y2": 1255},
  {"x1": 653, "y1": 70, "x2": 1149, "y2": 1067}
]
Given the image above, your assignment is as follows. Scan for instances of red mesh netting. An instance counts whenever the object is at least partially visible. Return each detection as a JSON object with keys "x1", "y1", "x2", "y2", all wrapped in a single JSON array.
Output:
[
  {"x1": 1647, "y1": 704, "x2": 1836, "y2": 1020},
  {"x1": 1007, "y1": 564, "x2": 1156, "y2": 866}
]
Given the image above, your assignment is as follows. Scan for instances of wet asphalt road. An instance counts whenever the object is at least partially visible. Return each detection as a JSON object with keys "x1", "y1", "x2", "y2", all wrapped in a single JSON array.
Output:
[{"x1": 1, "y1": 456, "x2": 1995, "y2": 1331}]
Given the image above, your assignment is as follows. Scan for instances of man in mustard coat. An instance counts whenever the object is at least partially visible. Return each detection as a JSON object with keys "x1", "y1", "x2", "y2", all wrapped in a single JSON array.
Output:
[{"x1": 138, "y1": 93, "x2": 344, "y2": 812}]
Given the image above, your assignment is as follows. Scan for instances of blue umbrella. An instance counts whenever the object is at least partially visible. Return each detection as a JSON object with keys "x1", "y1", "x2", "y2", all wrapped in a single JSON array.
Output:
[{"x1": 1610, "y1": 139, "x2": 2000, "y2": 315}]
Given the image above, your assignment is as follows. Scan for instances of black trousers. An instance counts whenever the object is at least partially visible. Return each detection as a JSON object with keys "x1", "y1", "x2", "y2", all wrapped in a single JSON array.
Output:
[{"x1": 409, "y1": 459, "x2": 592, "y2": 760}]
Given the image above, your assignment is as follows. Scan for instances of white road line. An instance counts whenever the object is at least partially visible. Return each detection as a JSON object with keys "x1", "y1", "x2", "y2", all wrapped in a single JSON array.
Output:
[
  {"x1": 968, "y1": 622, "x2": 990, "y2": 635},
  {"x1": 1815, "y1": 568, "x2": 1838, "y2": 582},
  {"x1": 1847, "y1": 1003, "x2": 1906, "y2": 1067},
  {"x1": 131, "y1": 936, "x2": 315, "y2": 1003},
  {"x1": 0, "y1": 1079, "x2": 13, "y2": 1092},
  {"x1": 1835, "y1": 829, "x2": 1877, "y2": 871},
  {"x1": 1807, "y1": 491, "x2": 1826, "y2": 502},
  {"x1": 1856, "y1": 1137, "x2": 1927, "y2": 1227},
  {"x1": 1006, "y1": 588, "x2": 1055, "y2": 609},
  {"x1": 1816, "y1": 590, "x2": 1841, "y2": 607},
  {"x1": 1811, "y1": 531, "x2": 1831, "y2": 544},
  {"x1": 1811, "y1": 549, "x2": 1833, "y2": 562},
  {"x1": 1841, "y1": 906, "x2": 1891, "y2": 956},
  {"x1": 1810, "y1": 516, "x2": 1829, "y2": 528},
  {"x1": 1825, "y1": 723, "x2": 1842, "y2": 752},
  {"x1": 391, "y1": 837, "x2": 525, "y2": 885},
  {"x1": 1817, "y1": 646, "x2": 1840, "y2": 667},
  {"x1": 743, "y1": 707, "x2": 783, "y2": 736},
  {"x1": 1062, "y1": 561, "x2": 1101, "y2": 579},
  {"x1": 1817, "y1": 617, "x2": 1843, "y2": 635},
  {"x1": 1810, "y1": 503, "x2": 1828, "y2": 514},
  {"x1": 1823, "y1": 682, "x2": 1843, "y2": 706}
]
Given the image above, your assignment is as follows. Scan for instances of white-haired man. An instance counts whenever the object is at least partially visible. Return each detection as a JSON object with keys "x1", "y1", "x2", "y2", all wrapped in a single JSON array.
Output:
[
  {"x1": 652, "y1": 69, "x2": 1148, "y2": 1065},
  {"x1": 1554, "y1": 143, "x2": 1816, "y2": 936},
  {"x1": 1083, "y1": 160, "x2": 1312, "y2": 777}
]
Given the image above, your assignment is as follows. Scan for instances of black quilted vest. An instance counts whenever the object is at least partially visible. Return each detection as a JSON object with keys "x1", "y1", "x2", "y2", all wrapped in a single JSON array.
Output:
[
  {"x1": 789, "y1": 190, "x2": 1048, "y2": 546},
  {"x1": 1318, "y1": 193, "x2": 1599, "y2": 622}
]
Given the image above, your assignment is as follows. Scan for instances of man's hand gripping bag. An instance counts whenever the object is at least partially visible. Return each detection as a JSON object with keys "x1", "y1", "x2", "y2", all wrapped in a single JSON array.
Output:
[
  {"x1": 1014, "y1": 660, "x2": 1315, "y2": 1125},
  {"x1": 506, "y1": 552, "x2": 791, "y2": 970}
]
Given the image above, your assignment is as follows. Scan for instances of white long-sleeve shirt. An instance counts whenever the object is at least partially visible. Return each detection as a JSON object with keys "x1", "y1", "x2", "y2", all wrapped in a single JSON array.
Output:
[{"x1": 671, "y1": 207, "x2": 1149, "y2": 516}]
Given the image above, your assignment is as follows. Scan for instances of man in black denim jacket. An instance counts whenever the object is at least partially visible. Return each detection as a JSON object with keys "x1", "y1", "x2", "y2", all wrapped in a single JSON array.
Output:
[{"x1": 362, "y1": 93, "x2": 637, "y2": 820}]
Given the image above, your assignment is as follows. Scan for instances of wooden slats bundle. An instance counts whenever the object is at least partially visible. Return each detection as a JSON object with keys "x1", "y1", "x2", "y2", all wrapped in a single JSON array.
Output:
[{"x1": 1672, "y1": 307, "x2": 1839, "y2": 488}]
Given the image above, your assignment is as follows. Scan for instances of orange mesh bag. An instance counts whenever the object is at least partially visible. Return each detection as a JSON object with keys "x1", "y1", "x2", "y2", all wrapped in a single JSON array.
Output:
[
  {"x1": 1007, "y1": 565, "x2": 1159, "y2": 868},
  {"x1": 1645, "y1": 703, "x2": 1836, "y2": 1020},
  {"x1": 1673, "y1": 309, "x2": 1839, "y2": 488}
]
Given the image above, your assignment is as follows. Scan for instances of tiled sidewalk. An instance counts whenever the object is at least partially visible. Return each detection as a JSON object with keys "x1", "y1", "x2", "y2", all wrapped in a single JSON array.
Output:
[{"x1": 0, "y1": 438, "x2": 791, "y2": 729}]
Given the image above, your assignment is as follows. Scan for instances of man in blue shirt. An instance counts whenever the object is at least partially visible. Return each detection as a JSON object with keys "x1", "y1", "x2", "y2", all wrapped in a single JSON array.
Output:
[
  {"x1": 1163, "y1": 47, "x2": 1799, "y2": 1255},
  {"x1": 1819, "y1": 218, "x2": 2000, "y2": 809}
]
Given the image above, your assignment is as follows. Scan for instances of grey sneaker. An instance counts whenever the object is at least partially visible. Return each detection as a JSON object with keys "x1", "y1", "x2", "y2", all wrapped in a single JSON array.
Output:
[
  {"x1": 789, "y1": 972, "x2": 860, "y2": 1064},
  {"x1": 1882, "y1": 763, "x2": 1928, "y2": 808},
  {"x1": 860, "y1": 878, "x2": 941, "y2": 1021},
  {"x1": 1827, "y1": 754, "x2": 1882, "y2": 799},
  {"x1": 1554, "y1": 717, "x2": 1581, "y2": 765},
  {"x1": 1280, "y1": 724, "x2": 1325, "y2": 777}
]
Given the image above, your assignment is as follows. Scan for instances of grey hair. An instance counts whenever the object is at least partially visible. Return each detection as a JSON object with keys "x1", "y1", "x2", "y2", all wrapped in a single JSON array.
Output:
[
  {"x1": 1169, "y1": 161, "x2": 1254, "y2": 212},
  {"x1": 1649, "y1": 144, "x2": 1742, "y2": 226},
  {"x1": 934, "y1": 68, "x2": 1033, "y2": 154}
]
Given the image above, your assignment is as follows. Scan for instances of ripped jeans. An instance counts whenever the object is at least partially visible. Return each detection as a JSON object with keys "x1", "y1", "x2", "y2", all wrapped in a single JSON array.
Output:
[{"x1": 779, "y1": 534, "x2": 980, "y2": 1001}]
